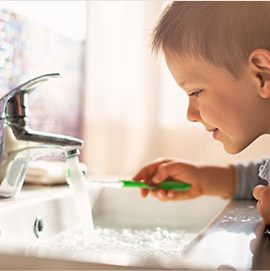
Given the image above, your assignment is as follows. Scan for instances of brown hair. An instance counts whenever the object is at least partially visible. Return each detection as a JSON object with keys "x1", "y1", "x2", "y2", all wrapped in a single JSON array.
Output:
[{"x1": 152, "y1": 1, "x2": 270, "y2": 76}]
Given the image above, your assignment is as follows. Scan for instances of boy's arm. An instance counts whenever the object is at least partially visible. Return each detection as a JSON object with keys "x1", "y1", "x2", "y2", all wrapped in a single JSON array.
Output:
[
  {"x1": 133, "y1": 158, "x2": 266, "y2": 201},
  {"x1": 199, "y1": 165, "x2": 236, "y2": 199},
  {"x1": 201, "y1": 160, "x2": 267, "y2": 200}
]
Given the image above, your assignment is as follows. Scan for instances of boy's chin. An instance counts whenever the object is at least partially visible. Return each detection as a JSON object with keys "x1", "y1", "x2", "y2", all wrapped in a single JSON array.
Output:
[
  {"x1": 221, "y1": 135, "x2": 260, "y2": 154},
  {"x1": 222, "y1": 142, "x2": 249, "y2": 154}
]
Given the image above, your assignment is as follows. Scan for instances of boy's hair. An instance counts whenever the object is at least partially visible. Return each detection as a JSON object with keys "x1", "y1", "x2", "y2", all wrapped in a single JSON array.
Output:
[{"x1": 152, "y1": 1, "x2": 270, "y2": 77}]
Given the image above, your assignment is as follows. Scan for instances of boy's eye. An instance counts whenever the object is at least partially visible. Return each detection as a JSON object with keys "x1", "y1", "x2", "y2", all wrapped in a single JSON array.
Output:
[{"x1": 189, "y1": 89, "x2": 203, "y2": 97}]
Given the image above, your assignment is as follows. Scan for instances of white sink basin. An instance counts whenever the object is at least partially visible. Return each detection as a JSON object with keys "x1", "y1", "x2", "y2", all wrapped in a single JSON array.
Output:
[{"x1": 0, "y1": 183, "x2": 228, "y2": 269}]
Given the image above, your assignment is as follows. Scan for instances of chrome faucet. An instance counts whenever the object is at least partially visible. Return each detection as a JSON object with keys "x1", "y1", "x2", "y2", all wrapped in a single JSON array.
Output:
[{"x1": 0, "y1": 73, "x2": 83, "y2": 198}]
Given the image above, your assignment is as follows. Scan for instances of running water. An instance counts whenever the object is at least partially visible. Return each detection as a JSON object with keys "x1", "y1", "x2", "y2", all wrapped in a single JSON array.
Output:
[
  {"x1": 26, "y1": 155, "x2": 198, "y2": 266},
  {"x1": 65, "y1": 155, "x2": 94, "y2": 241}
]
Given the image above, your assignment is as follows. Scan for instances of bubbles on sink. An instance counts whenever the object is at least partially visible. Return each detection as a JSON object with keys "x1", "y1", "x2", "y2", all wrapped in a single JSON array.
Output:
[
  {"x1": 219, "y1": 202, "x2": 261, "y2": 228},
  {"x1": 29, "y1": 225, "x2": 197, "y2": 260}
]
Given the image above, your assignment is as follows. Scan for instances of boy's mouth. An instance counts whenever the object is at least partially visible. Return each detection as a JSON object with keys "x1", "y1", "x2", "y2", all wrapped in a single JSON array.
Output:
[
  {"x1": 207, "y1": 128, "x2": 219, "y2": 139},
  {"x1": 212, "y1": 128, "x2": 219, "y2": 139}
]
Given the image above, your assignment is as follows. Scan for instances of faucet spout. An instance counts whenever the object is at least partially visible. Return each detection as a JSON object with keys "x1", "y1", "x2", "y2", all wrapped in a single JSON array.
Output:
[
  {"x1": 0, "y1": 74, "x2": 84, "y2": 198},
  {"x1": 9, "y1": 125, "x2": 83, "y2": 150}
]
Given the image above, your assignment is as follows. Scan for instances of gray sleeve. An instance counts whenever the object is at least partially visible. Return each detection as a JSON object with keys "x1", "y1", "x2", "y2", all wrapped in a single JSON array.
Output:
[{"x1": 234, "y1": 160, "x2": 268, "y2": 200}]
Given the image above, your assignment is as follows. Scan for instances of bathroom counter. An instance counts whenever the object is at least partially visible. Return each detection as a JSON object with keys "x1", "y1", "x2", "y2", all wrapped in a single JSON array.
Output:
[{"x1": 183, "y1": 200, "x2": 268, "y2": 270}]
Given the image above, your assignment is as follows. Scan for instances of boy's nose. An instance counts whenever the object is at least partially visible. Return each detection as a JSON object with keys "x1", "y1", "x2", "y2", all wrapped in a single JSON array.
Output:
[{"x1": 187, "y1": 102, "x2": 201, "y2": 122}]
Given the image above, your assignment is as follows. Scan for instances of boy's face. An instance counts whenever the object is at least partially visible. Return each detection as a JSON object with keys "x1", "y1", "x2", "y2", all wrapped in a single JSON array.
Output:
[{"x1": 165, "y1": 52, "x2": 269, "y2": 154}]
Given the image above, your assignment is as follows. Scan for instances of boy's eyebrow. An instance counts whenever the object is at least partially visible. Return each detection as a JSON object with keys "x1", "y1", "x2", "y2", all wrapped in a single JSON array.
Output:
[
  {"x1": 177, "y1": 80, "x2": 202, "y2": 90},
  {"x1": 177, "y1": 80, "x2": 188, "y2": 89},
  {"x1": 177, "y1": 81, "x2": 196, "y2": 89},
  {"x1": 178, "y1": 80, "x2": 185, "y2": 87}
]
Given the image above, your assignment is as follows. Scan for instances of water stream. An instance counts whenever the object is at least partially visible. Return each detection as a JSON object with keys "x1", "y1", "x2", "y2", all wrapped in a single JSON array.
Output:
[{"x1": 65, "y1": 155, "x2": 94, "y2": 241}]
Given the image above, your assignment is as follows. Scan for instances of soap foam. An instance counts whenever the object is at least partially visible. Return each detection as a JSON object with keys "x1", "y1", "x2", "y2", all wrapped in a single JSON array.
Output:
[{"x1": 29, "y1": 225, "x2": 197, "y2": 262}]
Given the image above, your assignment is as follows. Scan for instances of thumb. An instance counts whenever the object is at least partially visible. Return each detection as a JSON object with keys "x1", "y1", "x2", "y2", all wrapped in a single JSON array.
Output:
[
  {"x1": 152, "y1": 161, "x2": 196, "y2": 185},
  {"x1": 152, "y1": 162, "x2": 172, "y2": 184},
  {"x1": 253, "y1": 185, "x2": 267, "y2": 200}
]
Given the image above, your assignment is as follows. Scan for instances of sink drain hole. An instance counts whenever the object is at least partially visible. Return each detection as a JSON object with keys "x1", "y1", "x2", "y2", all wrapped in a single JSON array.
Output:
[{"x1": 33, "y1": 216, "x2": 44, "y2": 238}]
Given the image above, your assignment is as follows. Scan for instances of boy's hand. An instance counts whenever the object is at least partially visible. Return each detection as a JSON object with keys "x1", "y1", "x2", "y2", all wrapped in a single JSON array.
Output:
[
  {"x1": 253, "y1": 185, "x2": 270, "y2": 225},
  {"x1": 132, "y1": 158, "x2": 203, "y2": 201}
]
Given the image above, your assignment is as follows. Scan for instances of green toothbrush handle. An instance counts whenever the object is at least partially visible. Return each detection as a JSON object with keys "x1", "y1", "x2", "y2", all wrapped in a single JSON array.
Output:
[
  {"x1": 159, "y1": 180, "x2": 192, "y2": 191},
  {"x1": 122, "y1": 180, "x2": 191, "y2": 192}
]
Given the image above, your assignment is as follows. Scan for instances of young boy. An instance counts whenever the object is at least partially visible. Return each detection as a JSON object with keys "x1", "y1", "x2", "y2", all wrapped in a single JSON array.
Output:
[{"x1": 133, "y1": 2, "x2": 270, "y2": 225}]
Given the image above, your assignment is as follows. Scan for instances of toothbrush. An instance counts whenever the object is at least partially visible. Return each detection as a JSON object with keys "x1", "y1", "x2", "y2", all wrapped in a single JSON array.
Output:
[
  {"x1": 66, "y1": 167, "x2": 192, "y2": 191},
  {"x1": 88, "y1": 179, "x2": 192, "y2": 192}
]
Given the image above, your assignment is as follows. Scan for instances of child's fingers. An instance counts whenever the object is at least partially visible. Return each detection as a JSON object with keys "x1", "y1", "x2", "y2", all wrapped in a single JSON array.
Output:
[
  {"x1": 167, "y1": 190, "x2": 176, "y2": 198},
  {"x1": 132, "y1": 171, "x2": 147, "y2": 182},
  {"x1": 152, "y1": 162, "x2": 175, "y2": 184},
  {"x1": 133, "y1": 158, "x2": 172, "y2": 179},
  {"x1": 157, "y1": 189, "x2": 168, "y2": 200},
  {"x1": 150, "y1": 189, "x2": 199, "y2": 201},
  {"x1": 150, "y1": 189, "x2": 177, "y2": 201},
  {"x1": 153, "y1": 188, "x2": 200, "y2": 201},
  {"x1": 133, "y1": 159, "x2": 174, "y2": 199},
  {"x1": 170, "y1": 190, "x2": 197, "y2": 200},
  {"x1": 152, "y1": 161, "x2": 197, "y2": 185},
  {"x1": 133, "y1": 158, "x2": 173, "y2": 181},
  {"x1": 253, "y1": 185, "x2": 267, "y2": 200},
  {"x1": 140, "y1": 188, "x2": 149, "y2": 198},
  {"x1": 150, "y1": 189, "x2": 170, "y2": 201}
]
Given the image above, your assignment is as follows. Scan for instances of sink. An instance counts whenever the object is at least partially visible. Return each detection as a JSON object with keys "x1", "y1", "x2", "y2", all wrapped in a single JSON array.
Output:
[{"x1": 0, "y1": 182, "x2": 228, "y2": 269}]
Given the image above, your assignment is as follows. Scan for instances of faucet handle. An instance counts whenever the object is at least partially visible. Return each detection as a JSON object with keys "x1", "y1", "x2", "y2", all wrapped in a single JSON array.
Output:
[{"x1": 0, "y1": 73, "x2": 60, "y2": 119}]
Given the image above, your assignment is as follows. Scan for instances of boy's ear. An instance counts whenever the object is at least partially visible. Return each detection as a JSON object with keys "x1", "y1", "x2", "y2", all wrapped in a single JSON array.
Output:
[{"x1": 249, "y1": 48, "x2": 270, "y2": 99}]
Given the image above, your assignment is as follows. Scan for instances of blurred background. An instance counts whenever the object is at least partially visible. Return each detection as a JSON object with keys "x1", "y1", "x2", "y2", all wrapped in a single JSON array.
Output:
[{"x1": 1, "y1": 1, "x2": 270, "y2": 178}]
